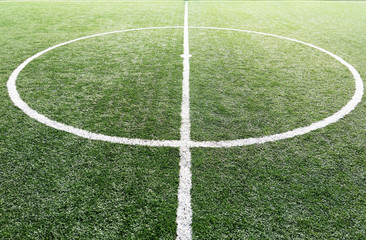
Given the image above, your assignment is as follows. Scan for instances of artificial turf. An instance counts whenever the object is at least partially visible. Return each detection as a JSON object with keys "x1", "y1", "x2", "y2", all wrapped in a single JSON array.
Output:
[{"x1": 1, "y1": 1, "x2": 366, "y2": 239}]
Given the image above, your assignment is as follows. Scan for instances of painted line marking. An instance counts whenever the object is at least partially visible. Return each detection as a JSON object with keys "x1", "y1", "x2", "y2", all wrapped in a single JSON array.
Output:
[
  {"x1": 6, "y1": 19, "x2": 364, "y2": 240},
  {"x1": 1, "y1": 1, "x2": 366, "y2": 3},
  {"x1": 176, "y1": 1, "x2": 366, "y2": 2},
  {"x1": 176, "y1": 146, "x2": 192, "y2": 240},
  {"x1": 176, "y1": 2, "x2": 193, "y2": 240},
  {"x1": 187, "y1": 26, "x2": 364, "y2": 148},
  {"x1": 180, "y1": 1, "x2": 192, "y2": 146},
  {"x1": 7, "y1": 26, "x2": 363, "y2": 149},
  {"x1": 7, "y1": 27, "x2": 183, "y2": 148}
]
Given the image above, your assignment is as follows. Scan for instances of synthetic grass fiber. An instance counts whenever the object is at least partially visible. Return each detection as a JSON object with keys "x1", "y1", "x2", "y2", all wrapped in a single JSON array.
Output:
[{"x1": 1, "y1": 1, "x2": 366, "y2": 239}]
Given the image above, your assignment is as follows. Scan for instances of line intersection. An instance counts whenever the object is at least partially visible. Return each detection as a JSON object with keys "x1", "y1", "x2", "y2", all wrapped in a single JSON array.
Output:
[{"x1": 176, "y1": 2, "x2": 193, "y2": 240}]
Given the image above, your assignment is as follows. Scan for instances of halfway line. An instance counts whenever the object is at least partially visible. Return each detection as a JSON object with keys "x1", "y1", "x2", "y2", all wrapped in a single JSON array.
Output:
[{"x1": 176, "y1": 1, "x2": 193, "y2": 240}]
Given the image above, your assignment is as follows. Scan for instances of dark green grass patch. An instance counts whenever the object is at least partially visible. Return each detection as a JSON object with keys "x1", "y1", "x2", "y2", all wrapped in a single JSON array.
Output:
[
  {"x1": 191, "y1": 137, "x2": 366, "y2": 239},
  {"x1": 0, "y1": 128, "x2": 180, "y2": 239}
]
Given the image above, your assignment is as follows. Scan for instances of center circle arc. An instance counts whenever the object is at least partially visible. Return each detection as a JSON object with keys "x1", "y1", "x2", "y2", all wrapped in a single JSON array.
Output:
[{"x1": 7, "y1": 26, "x2": 364, "y2": 148}]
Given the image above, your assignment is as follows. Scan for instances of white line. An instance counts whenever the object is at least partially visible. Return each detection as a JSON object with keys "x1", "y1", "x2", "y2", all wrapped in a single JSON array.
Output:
[
  {"x1": 7, "y1": 27, "x2": 363, "y2": 149},
  {"x1": 180, "y1": 3, "x2": 192, "y2": 144},
  {"x1": 0, "y1": 1, "x2": 182, "y2": 2},
  {"x1": 176, "y1": 146, "x2": 192, "y2": 240},
  {"x1": 176, "y1": 2, "x2": 192, "y2": 240},
  {"x1": 7, "y1": 27, "x2": 183, "y2": 148},
  {"x1": 186, "y1": 26, "x2": 363, "y2": 148},
  {"x1": 1, "y1": 1, "x2": 366, "y2": 3},
  {"x1": 178, "y1": 1, "x2": 366, "y2": 2}
]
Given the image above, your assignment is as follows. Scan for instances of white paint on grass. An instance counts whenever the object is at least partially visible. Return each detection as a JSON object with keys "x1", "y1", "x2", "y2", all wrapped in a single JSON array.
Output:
[
  {"x1": 7, "y1": 27, "x2": 183, "y2": 148},
  {"x1": 6, "y1": 10, "x2": 364, "y2": 240},
  {"x1": 180, "y1": 2, "x2": 192, "y2": 146},
  {"x1": 176, "y1": 3, "x2": 193, "y2": 240},
  {"x1": 176, "y1": 146, "x2": 192, "y2": 240},
  {"x1": 187, "y1": 26, "x2": 364, "y2": 148},
  {"x1": 181, "y1": 1, "x2": 366, "y2": 3},
  {"x1": 1, "y1": 1, "x2": 366, "y2": 3},
  {"x1": 7, "y1": 26, "x2": 363, "y2": 149}
]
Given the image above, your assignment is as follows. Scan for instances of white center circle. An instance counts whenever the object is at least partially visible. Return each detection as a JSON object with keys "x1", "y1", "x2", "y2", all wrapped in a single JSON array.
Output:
[{"x1": 7, "y1": 26, "x2": 363, "y2": 148}]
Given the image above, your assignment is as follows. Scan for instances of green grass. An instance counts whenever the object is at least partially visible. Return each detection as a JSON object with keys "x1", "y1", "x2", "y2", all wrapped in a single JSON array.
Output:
[
  {"x1": 18, "y1": 29, "x2": 183, "y2": 140},
  {"x1": 0, "y1": 2, "x2": 184, "y2": 239},
  {"x1": 1, "y1": 1, "x2": 366, "y2": 239},
  {"x1": 190, "y1": 28, "x2": 353, "y2": 140}
]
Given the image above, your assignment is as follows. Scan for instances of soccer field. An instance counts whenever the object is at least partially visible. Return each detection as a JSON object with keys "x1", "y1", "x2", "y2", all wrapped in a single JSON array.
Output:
[{"x1": 1, "y1": 0, "x2": 366, "y2": 239}]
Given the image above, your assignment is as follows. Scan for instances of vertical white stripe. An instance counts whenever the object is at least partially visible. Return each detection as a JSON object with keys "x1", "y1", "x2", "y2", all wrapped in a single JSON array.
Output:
[
  {"x1": 180, "y1": 1, "x2": 191, "y2": 143},
  {"x1": 176, "y1": 146, "x2": 192, "y2": 240},
  {"x1": 176, "y1": 1, "x2": 193, "y2": 240}
]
